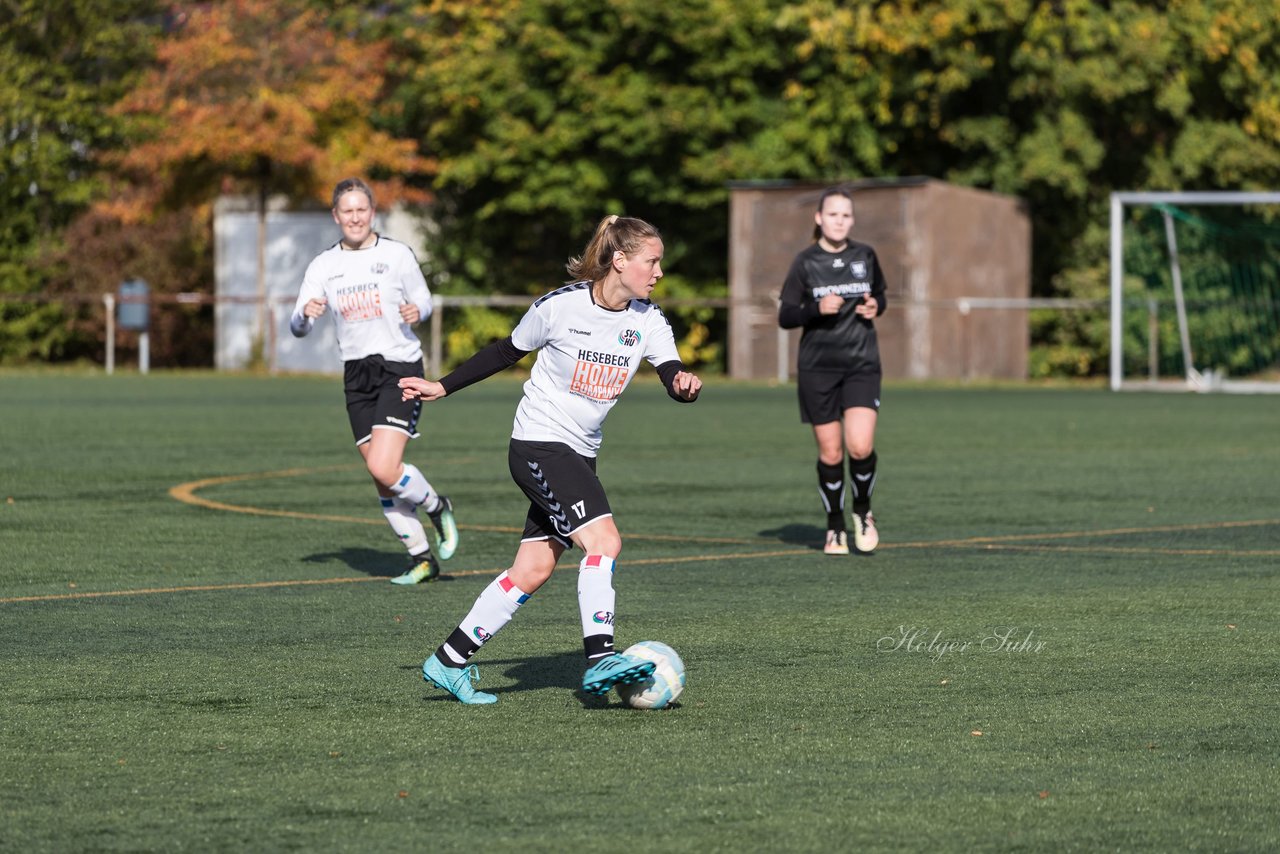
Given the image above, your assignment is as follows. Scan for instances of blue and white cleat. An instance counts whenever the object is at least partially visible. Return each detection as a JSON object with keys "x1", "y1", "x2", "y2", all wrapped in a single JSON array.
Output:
[
  {"x1": 581, "y1": 653, "x2": 656, "y2": 697},
  {"x1": 427, "y1": 495, "x2": 459, "y2": 561},
  {"x1": 422, "y1": 656, "x2": 496, "y2": 705}
]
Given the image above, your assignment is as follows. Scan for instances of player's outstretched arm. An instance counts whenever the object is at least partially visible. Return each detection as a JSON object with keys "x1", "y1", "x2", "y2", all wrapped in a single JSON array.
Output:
[
  {"x1": 400, "y1": 377, "x2": 446, "y2": 402},
  {"x1": 671, "y1": 370, "x2": 702, "y2": 402}
]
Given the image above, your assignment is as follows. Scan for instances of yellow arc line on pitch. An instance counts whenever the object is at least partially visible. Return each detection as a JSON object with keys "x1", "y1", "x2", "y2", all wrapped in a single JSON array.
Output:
[
  {"x1": 168, "y1": 466, "x2": 766, "y2": 543},
  {"x1": 0, "y1": 549, "x2": 809, "y2": 604},
  {"x1": 170, "y1": 466, "x2": 1280, "y2": 549},
  {"x1": 169, "y1": 465, "x2": 393, "y2": 525}
]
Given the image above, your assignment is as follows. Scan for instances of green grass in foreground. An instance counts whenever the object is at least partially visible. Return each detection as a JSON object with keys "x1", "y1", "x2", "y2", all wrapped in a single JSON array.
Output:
[{"x1": 1, "y1": 373, "x2": 1278, "y2": 852}]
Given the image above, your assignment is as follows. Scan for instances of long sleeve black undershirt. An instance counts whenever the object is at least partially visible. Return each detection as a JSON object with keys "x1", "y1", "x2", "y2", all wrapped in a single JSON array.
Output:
[
  {"x1": 438, "y1": 337, "x2": 530, "y2": 396},
  {"x1": 777, "y1": 299, "x2": 822, "y2": 329},
  {"x1": 439, "y1": 337, "x2": 694, "y2": 403},
  {"x1": 656, "y1": 360, "x2": 695, "y2": 402}
]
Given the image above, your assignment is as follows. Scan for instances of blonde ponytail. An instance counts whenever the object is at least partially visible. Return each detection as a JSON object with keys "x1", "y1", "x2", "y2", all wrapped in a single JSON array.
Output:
[{"x1": 566, "y1": 215, "x2": 661, "y2": 282}]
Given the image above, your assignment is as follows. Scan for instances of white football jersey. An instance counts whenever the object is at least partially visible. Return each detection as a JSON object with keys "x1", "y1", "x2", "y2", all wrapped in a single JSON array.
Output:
[
  {"x1": 510, "y1": 282, "x2": 681, "y2": 457},
  {"x1": 290, "y1": 236, "x2": 432, "y2": 363}
]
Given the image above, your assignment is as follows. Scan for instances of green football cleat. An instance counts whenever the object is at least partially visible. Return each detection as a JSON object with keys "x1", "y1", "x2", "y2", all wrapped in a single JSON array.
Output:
[
  {"x1": 422, "y1": 657, "x2": 497, "y2": 705},
  {"x1": 390, "y1": 551, "x2": 440, "y2": 585},
  {"x1": 427, "y1": 495, "x2": 459, "y2": 561},
  {"x1": 581, "y1": 653, "x2": 656, "y2": 696}
]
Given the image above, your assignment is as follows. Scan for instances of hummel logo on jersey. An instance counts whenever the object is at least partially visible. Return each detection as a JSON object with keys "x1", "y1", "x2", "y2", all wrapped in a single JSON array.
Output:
[
  {"x1": 569, "y1": 328, "x2": 592, "y2": 336},
  {"x1": 832, "y1": 258, "x2": 845, "y2": 268},
  {"x1": 618, "y1": 329, "x2": 641, "y2": 346},
  {"x1": 371, "y1": 262, "x2": 389, "y2": 274}
]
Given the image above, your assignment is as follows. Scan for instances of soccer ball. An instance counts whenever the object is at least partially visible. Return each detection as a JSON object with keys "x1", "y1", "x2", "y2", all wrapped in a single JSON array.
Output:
[{"x1": 615, "y1": 641, "x2": 685, "y2": 710}]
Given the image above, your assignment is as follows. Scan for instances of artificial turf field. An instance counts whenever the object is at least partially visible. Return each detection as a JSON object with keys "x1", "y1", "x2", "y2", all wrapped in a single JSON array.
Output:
[{"x1": 1, "y1": 371, "x2": 1277, "y2": 852}]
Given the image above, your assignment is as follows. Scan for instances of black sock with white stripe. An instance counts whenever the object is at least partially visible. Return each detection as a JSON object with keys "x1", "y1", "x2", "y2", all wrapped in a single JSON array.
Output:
[
  {"x1": 816, "y1": 459, "x2": 845, "y2": 531},
  {"x1": 849, "y1": 451, "x2": 877, "y2": 515}
]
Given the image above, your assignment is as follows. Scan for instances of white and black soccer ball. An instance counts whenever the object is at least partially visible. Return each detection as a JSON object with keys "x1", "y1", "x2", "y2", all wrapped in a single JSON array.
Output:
[{"x1": 616, "y1": 641, "x2": 686, "y2": 710}]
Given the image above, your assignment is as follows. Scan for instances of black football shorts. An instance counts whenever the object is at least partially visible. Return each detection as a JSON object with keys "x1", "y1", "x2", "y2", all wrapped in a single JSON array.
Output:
[
  {"x1": 343, "y1": 355, "x2": 424, "y2": 445},
  {"x1": 797, "y1": 367, "x2": 881, "y2": 425},
  {"x1": 508, "y1": 439, "x2": 612, "y2": 548}
]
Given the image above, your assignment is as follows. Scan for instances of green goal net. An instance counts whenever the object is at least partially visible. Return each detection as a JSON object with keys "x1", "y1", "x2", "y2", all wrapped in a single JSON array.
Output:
[{"x1": 1110, "y1": 192, "x2": 1280, "y2": 392}]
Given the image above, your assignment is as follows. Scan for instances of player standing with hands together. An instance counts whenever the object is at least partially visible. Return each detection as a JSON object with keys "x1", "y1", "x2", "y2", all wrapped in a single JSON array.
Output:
[
  {"x1": 399, "y1": 214, "x2": 701, "y2": 704},
  {"x1": 778, "y1": 187, "x2": 887, "y2": 555},
  {"x1": 290, "y1": 178, "x2": 458, "y2": 584}
]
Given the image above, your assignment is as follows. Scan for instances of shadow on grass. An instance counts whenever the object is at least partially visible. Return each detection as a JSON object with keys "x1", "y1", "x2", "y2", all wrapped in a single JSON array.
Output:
[
  {"x1": 301, "y1": 547, "x2": 459, "y2": 582},
  {"x1": 757, "y1": 523, "x2": 825, "y2": 550},
  {"x1": 407, "y1": 649, "x2": 617, "y2": 708}
]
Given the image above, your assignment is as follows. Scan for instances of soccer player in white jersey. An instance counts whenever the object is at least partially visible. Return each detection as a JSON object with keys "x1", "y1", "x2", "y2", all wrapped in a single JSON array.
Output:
[
  {"x1": 399, "y1": 215, "x2": 702, "y2": 704},
  {"x1": 290, "y1": 178, "x2": 458, "y2": 584}
]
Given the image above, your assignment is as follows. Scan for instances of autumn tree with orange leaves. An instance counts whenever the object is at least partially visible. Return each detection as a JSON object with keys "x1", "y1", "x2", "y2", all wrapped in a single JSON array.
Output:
[{"x1": 104, "y1": 0, "x2": 432, "y2": 359}]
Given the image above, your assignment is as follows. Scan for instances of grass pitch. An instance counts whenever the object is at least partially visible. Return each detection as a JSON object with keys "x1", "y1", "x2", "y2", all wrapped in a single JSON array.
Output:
[{"x1": 1, "y1": 372, "x2": 1277, "y2": 851}]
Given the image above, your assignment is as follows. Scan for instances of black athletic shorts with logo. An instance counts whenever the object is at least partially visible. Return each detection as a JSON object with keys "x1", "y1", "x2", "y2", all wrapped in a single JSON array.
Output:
[
  {"x1": 797, "y1": 367, "x2": 882, "y2": 425},
  {"x1": 343, "y1": 355, "x2": 424, "y2": 445},
  {"x1": 508, "y1": 439, "x2": 613, "y2": 549}
]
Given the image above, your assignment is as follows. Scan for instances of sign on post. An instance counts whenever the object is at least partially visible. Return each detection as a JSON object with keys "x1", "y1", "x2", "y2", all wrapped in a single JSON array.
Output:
[
  {"x1": 118, "y1": 279, "x2": 150, "y2": 331},
  {"x1": 117, "y1": 279, "x2": 151, "y2": 373}
]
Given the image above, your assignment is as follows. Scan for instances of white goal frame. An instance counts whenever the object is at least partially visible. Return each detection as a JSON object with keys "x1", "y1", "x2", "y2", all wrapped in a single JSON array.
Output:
[{"x1": 1110, "y1": 191, "x2": 1280, "y2": 393}]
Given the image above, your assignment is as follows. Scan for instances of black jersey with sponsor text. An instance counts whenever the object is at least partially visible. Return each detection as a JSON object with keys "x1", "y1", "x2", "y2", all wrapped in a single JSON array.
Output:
[{"x1": 778, "y1": 240, "x2": 888, "y2": 374}]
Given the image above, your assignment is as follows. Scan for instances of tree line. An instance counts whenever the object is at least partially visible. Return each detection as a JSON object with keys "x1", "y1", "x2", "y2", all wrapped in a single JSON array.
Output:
[{"x1": 3, "y1": 0, "x2": 1277, "y2": 373}]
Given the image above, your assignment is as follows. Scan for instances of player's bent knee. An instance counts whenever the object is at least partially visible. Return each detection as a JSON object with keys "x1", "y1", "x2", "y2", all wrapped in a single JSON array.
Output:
[
  {"x1": 509, "y1": 561, "x2": 555, "y2": 593},
  {"x1": 576, "y1": 532, "x2": 622, "y2": 559},
  {"x1": 366, "y1": 459, "x2": 401, "y2": 489},
  {"x1": 598, "y1": 538, "x2": 623, "y2": 559}
]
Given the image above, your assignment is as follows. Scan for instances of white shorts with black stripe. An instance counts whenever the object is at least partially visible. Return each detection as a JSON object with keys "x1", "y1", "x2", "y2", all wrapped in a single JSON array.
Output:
[{"x1": 507, "y1": 439, "x2": 612, "y2": 549}]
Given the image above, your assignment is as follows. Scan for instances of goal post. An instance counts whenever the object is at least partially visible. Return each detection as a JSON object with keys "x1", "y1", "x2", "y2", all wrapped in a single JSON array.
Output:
[{"x1": 1110, "y1": 191, "x2": 1280, "y2": 392}]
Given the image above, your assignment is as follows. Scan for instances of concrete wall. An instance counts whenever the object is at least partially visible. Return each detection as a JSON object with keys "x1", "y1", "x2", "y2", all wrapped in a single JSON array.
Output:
[{"x1": 728, "y1": 178, "x2": 1030, "y2": 381}]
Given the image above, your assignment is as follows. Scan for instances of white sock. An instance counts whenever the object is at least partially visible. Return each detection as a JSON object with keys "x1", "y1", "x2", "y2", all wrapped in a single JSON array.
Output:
[
  {"x1": 380, "y1": 497, "x2": 428, "y2": 555},
  {"x1": 442, "y1": 571, "x2": 531, "y2": 664},
  {"x1": 388, "y1": 463, "x2": 440, "y2": 512},
  {"x1": 577, "y1": 554, "x2": 616, "y2": 658}
]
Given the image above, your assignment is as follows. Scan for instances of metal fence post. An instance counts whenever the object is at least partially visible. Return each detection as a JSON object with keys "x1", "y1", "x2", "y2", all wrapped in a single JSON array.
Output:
[
  {"x1": 104, "y1": 293, "x2": 115, "y2": 375},
  {"x1": 430, "y1": 299, "x2": 444, "y2": 378}
]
